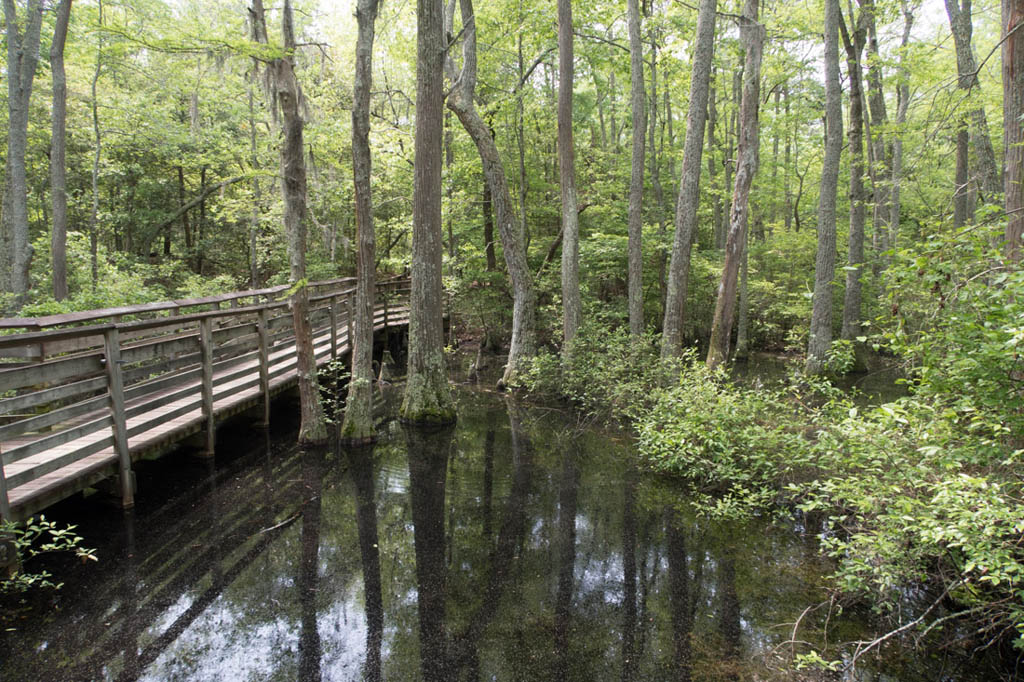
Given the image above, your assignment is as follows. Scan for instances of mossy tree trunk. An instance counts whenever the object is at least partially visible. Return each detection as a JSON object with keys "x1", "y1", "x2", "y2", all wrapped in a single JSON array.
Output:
[{"x1": 402, "y1": 0, "x2": 455, "y2": 424}]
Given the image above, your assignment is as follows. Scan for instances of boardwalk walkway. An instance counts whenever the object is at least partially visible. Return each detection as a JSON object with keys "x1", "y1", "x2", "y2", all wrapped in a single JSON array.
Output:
[{"x1": 0, "y1": 278, "x2": 410, "y2": 522}]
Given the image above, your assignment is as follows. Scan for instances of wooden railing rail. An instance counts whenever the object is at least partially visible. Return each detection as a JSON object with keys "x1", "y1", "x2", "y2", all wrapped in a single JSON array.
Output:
[{"x1": 0, "y1": 276, "x2": 411, "y2": 521}]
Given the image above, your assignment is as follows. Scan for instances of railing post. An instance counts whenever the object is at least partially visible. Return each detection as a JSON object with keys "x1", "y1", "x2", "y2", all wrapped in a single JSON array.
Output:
[
  {"x1": 103, "y1": 328, "x2": 134, "y2": 508},
  {"x1": 257, "y1": 308, "x2": 271, "y2": 427},
  {"x1": 0, "y1": 445, "x2": 11, "y2": 521},
  {"x1": 199, "y1": 318, "x2": 215, "y2": 456},
  {"x1": 329, "y1": 295, "x2": 338, "y2": 360}
]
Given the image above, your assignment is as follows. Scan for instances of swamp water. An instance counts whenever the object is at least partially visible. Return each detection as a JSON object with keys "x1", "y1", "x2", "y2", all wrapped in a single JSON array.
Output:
[{"x1": 0, "y1": 385, "x2": 1002, "y2": 681}]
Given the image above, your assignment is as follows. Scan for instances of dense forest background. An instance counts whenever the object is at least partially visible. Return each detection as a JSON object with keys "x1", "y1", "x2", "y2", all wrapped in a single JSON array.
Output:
[{"x1": 0, "y1": 0, "x2": 1009, "y2": 355}]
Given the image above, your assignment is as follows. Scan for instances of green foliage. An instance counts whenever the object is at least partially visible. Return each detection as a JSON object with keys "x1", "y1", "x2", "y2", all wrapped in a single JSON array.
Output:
[
  {"x1": 636, "y1": 365, "x2": 812, "y2": 518},
  {"x1": 1, "y1": 516, "x2": 97, "y2": 593},
  {"x1": 515, "y1": 322, "x2": 678, "y2": 422}
]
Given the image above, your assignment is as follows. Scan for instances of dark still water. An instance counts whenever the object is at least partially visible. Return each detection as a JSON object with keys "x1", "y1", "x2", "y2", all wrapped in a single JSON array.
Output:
[{"x1": 0, "y1": 387, "x2": 999, "y2": 681}]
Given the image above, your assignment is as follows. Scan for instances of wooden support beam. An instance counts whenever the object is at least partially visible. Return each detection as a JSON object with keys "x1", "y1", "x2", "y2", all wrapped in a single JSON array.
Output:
[
  {"x1": 329, "y1": 296, "x2": 339, "y2": 360},
  {"x1": 103, "y1": 328, "x2": 134, "y2": 508},
  {"x1": 198, "y1": 318, "x2": 215, "y2": 456}
]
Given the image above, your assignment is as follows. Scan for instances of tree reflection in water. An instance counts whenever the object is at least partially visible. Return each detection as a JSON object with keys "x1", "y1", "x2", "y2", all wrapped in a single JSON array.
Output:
[
  {"x1": 406, "y1": 424, "x2": 454, "y2": 682},
  {"x1": 348, "y1": 444, "x2": 383, "y2": 682}
]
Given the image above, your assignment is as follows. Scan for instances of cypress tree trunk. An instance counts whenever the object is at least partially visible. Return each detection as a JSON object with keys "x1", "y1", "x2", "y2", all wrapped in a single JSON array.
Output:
[
  {"x1": 403, "y1": 0, "x2": 456, "y2": 422},
  {"x1": 342, "y1": 0, "x2": 381, "y2": 443},
  {"x1": 446, "y1": 0, "x2": 536, "y2": 389},
  {"x1": 706, "y1": 0, "x2": 763, "y2": 370},
  {"x1": 251, "y1": 0, "x2": 329, "y2": 442},
  {"x1": 1004, "y1": 0, "x2": 1024, "y2": 261},
  {"x1": 558, "y1": 0, "x2": 582, "y2": 348},
  {"x1": 279, "y1": 0, "x2": 328, "y2": 443},
  {"x1": 50, "y1": 0, "x2": 72, "y2": 302},
  {"x1": 660, "y1": 0, "x2": 717, "y2": 359},
  {"x1": 627, "y1": 0, "x2": 646, "y2": 338},
  {"x1": 1, "y1": 0, "x2": 44, "y2": 304},
  {"x1": 806, "y1": 0, "x2": 843, "y2": 375}
]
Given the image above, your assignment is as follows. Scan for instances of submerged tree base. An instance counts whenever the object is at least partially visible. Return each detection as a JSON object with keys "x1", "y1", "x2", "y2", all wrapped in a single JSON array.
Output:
[{"x1": 400, "y1": 375, "x2": 456, "y2": 425}]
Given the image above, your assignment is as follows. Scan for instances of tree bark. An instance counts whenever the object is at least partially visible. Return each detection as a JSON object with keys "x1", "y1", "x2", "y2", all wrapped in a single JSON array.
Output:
[
  {"x1": 627, "y1": 0, "x2": 646, "y2": 337},
  {"x1": 89, "y1": 0, "x2": 103, "y2": 290},
  {"x1": 559, "y1": 0, "x2": 582, "y2": 349},
  {"x1": 342, "y1": 0, "x2": 381, "y2": 443},
  {"x1": 660, "y1": 0, "x2": 717, "y2": 359},
  {"x1": 403, "y1": 0, "x2": 456, "y2": 421},
  {"x1": 891, "y1": 1, "x2": 914, "y2": 248},
  {"x1": 253, "y1": 0, "x2": 329, "y2": 442},
  {"x1": 864, "y1": 1, "x2": 891, "y2": 266},
  {"x1": 839, "y1": 6, "x2": 868, "y2": 361},
  {"x1": 0, "y1": 0, "x2": 44, "y2": 304},
  {"x1": 706, "y1": 0, "x2": 763, "y2": 370},
  {"x1": 445, "y1": 0, "x2": 536, "y2": 389},
  {"x1": 945, "y1": 0, "x2": 1002, "y2": 203},
  {"x1": 1004, "y1": 0, "x2": 1024, "y2": 261},
  {"x1": 50, "y1": 0, "x2": 73, "y2": 301},
  {"x1": 806, "y1": 0, "x2": 843, "y2": 375}
]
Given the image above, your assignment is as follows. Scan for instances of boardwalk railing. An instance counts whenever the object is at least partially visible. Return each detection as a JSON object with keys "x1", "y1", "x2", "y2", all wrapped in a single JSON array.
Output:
[{"x1": 0, "y1": 277, "x2": 410, "y2": 522}]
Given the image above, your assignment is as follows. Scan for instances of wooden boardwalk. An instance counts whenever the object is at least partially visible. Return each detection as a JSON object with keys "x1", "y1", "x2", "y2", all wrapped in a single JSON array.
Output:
[{"x1": 0, "y1": 278, "x2": 410, "y2": 522}]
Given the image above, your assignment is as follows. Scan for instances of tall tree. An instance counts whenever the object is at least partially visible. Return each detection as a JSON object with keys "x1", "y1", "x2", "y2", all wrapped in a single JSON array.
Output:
[
  {"x1": 706, "y1": 0, "x2": 763, "y2": 370},
  {"x1": 50, "y1": 0, "x2": 73, "y2": 301},
  {"x1": 839, "y1": 4, "x2": 868, "y2": 362},
  {"x1": 445, "y1": 0, "x2": 536, "y2": 388},
  {"x1": 660, "y1": 0, "x2": 717, "y2": 359},
  {"x1": 402, "y1": 0, "x2": 455, "y2": 423},
  {"x1": 253, "y1": 0, "x2": 329, "y2": 443},
  {"x1": 806, "y1": 0, "x2": 843, "y2": 374},
  {"x1": 627, "y1": 0, "x2": 646, "y2": 337},
  {"x1": 341, "y1": 0, "x2": 381, "y2": 443},
  {"x1": 559, "y1": 0, "x2": 582, "y2": 348},
  {"x1": 1, "y1": 0, "x2": 45, "y2": 304},
  {"x1": 1004, "y1": 0, "x2": 1024, "y2": 261},
  {"x1": 890, "y1": 1, "x2": 915, "y2": 248},
  {"x1": 945, "y1": 0, "x2": 1001, "y2": 216}
]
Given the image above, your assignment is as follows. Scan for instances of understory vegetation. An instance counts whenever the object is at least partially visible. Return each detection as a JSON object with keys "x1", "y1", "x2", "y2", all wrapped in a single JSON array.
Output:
[{"x1": 518, "y1": 222, "x2": 1024, "y2": 660}]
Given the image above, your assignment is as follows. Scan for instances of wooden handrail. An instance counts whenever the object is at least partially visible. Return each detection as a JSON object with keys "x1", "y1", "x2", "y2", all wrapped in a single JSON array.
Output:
[
  {"x1": 0, "y1": 276, "x2": 364, "y2": 332},
  {"x1": 0, "y1": 276, "x2": 411, "y2": 521}
]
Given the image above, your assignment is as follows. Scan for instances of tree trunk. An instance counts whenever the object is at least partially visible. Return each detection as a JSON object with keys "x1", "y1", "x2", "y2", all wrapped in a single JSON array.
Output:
[
  {"x1": 945, "y1": 0, "x2": 1002, "y2": 202},
  {"x1": 559, "y1": 0, "x2": 582, "y2": 349},
  {"x1": 864, "y1": 2, "x2": 891, "y2": 266},
  {"x1": 839, "y1": 6, "x2": 868, "y2": 367},
  {"x1": 403, "y1": 0, "x2": 456, "y2": 422},
  {"x1": 483, "y1": 180, "x2": 496, "y2": 271},
  {"x1": 0, "y1": 0, "x2": 44, "y2": 304},
  {"x1": 247, "y1": 83, "x2": 262, "y2": 288},
  {"x1": 734, "y1": 228, "x2": 750, "y2": 359},
  {"x1": 253, "y1": 0, "x2": 329, "y2": 442},
  {"x1": 706, "y1": 0, "x2": 763, "y2": 370},
  {"x1": 891, "y1": 1, "x2": 914, "y2": 247},
  {"x1": 627, "y1": 0, "x2": 646, "y2": 337},
  {"x1": 660, "y1": 0, "x2": 717, "y2": 359},
  {"x1": 50, "y1": 0, "x2": 72, "y2": 301},
  {"x1": 446, "y1": 0, "x2": 536, "y2": 389},
  {"x1": 341, "y1": 0, "x2": 381, "y2": 443},
  {"x1": 806, "y1": 0, "x2": 843, "y2": 375},
  {"x1": 89, "y1": 0, "x2": 103, "y2": 291},
  {"x1": 1004, "y1": 0, "x2": 1024, "y2": 261}
]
